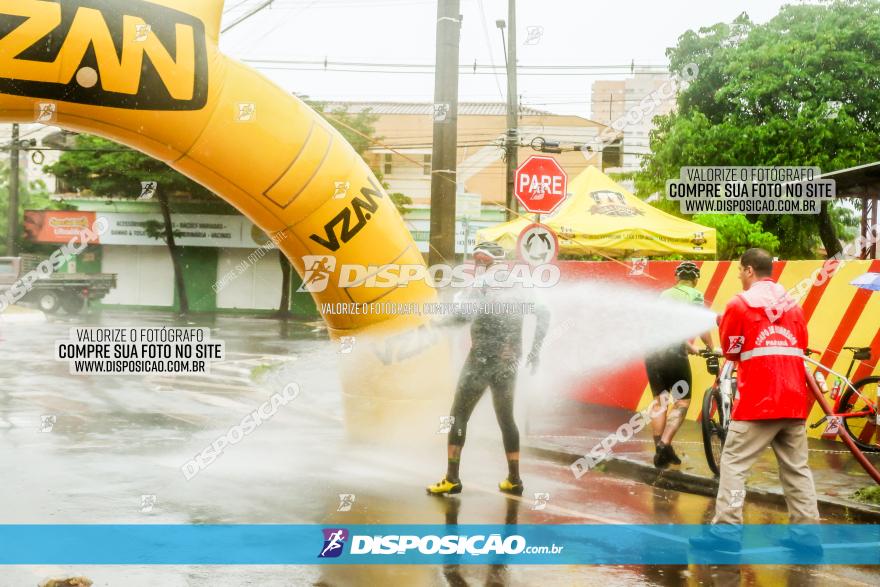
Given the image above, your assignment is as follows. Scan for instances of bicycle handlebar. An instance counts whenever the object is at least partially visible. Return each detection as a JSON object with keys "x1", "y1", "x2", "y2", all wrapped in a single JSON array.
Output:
[{"x1": 806, "y1": 346, "x2": 870, "y2": 357}]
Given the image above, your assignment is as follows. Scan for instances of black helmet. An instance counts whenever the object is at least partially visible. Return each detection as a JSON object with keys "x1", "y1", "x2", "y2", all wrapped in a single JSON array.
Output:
[
  {"x1": 675, "y1": 261, "x2": 700, "y2": 281},
  {"x1": 473, "y1": 241, "x2": 506, "y2": 264}
]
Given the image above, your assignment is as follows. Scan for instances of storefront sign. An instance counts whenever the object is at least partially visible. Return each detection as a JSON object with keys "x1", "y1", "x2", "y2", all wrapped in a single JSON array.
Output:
[{"x1": 25, "y1": 211, "x2": 271, "y2": 249}]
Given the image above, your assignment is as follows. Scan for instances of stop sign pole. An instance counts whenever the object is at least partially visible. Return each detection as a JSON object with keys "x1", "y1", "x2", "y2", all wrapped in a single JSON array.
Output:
[{"x1": 514, "y1": 155, "x2": 568, "y2": 218}]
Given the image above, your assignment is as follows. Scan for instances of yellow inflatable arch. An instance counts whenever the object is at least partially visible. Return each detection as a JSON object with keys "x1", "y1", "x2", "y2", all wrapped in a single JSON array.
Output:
[{"x1": 0, "y1": 0, "x2": 451, "y2": 436}]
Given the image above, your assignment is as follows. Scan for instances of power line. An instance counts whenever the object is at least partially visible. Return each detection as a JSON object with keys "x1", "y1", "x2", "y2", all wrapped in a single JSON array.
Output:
[
  {"x1": 244, "y1": 57, "x2": 669, "y2": 72},
  {"x1": 12, "y1": 126, "x2": 46, "y2": 141},
  {"x1": 243, "y1": 0, "x2": 322, "y2": 54},
  {"x1": 252, "y1": 65, "x2": 668, "y2": 77},
  {"x1": 2, "y1": 141, "x2": 650, "y2": 154},
  {"x1": 223, "y1": 0, "x2": 254, "y2": 14},
  {"x1": 222, "y1": 0, "x2": 276, "y2": 34},
  {"x1": 271, "y1": 0, "x2": 434, "y2": 5},
  {"x1": 477, "y1": 0, "x2": 505, "y2": 101},
  {"x1": 525, "y1": 98, "x2": 677, "y2": 106},
  {"x1": 0, "y1": 146, "x2": 138, "y2": 153}
]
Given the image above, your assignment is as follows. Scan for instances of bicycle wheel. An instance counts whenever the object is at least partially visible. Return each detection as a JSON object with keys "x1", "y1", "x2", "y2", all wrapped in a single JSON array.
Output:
[
  {"x1": 839, "y1": 376, "x2": 880, "y2": 453},
  {"x1": 701, "y1": 387, "x2": 726, "y2": 476},
  {"x1": 808, "y1": 375, "x2": 880, "y2": 484}
]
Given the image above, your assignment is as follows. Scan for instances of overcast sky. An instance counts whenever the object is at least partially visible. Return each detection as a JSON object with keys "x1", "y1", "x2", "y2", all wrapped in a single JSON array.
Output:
[{"x1": 219, "y1": 0, "x2": 800, "y2": 118}]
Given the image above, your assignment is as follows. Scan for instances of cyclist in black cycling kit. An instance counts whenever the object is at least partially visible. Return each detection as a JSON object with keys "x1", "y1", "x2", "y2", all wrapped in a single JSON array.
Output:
[
  {"x1": 645, "y1": 261, "x2": 715, "y2": 469},
  {"x1": 427, "y1": 242, "x2": 550, "y2": 497}
]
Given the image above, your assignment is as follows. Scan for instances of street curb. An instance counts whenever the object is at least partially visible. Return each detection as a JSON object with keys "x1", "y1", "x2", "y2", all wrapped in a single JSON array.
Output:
[{"x1": 525, "y1": 441, "x2": 880, "y2": 523}]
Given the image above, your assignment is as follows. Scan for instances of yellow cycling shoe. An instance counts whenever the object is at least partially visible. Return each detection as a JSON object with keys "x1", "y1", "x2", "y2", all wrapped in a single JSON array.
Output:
[
  {"x1": 498, "y1": 478, "x2": 524, "y2": 496},
  {"x1": 426, "y1": 477, "x2": 462, "y2": 495}
]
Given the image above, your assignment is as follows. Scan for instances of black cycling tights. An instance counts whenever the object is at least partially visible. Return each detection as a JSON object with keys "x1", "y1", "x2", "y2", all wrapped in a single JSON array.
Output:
[{"x1": 448, "y1": 353, "x2": 519, "y2": 453}]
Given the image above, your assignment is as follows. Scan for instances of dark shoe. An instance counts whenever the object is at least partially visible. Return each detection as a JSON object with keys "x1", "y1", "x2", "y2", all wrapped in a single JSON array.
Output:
[
  {"x1": 778, "y1": 535, "x2": 824, "y2": 557},
  {"x1": 666, "y1": 443, "x2": 682, "y2": 465},
  {"x1": 689, "y1": 533, "x2": 741, "y2": 552},
  {"x1": 498, "y1": 477, "x2": 524, "y2": 496},
  {"x1": 654, "y1": 442, "x2": 672, "y2": 469}
]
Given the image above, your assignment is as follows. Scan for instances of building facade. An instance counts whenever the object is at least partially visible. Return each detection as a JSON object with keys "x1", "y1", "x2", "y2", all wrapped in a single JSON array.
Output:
[
  {"x1": 326, "y1": 101, "x2": 614, "y2": 207},
  {"x1": 591, "y1": 70, "x2": 677, "y2": 174},
  {"x1": 24, "y1": 202, "x2": 317, "y2": 316}
]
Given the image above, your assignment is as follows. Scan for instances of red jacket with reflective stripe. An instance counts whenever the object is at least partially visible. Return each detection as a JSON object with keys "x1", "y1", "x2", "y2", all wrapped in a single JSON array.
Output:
[{"x1": 719, "y1": 279, "x2": 810, "y2": 420}]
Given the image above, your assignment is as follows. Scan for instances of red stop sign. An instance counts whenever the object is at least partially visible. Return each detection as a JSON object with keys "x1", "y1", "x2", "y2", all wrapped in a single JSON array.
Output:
[{"x1": 514, "y1": 156, "x2": 568, "y2": 214}]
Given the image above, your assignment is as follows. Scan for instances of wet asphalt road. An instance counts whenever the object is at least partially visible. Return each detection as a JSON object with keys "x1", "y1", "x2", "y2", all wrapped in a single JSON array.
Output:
[{"x1": 1, "y1": 312, "x2": 879, "y2": 586}]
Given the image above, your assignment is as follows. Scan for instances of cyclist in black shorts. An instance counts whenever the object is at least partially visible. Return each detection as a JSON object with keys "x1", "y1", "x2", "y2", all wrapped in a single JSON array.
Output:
[
  {"x1": 427, "y1": 242, "x2": 550, "y2": 496},
  {"x1": 645, "y1": 261, "x2": 715, "y2": 469}
]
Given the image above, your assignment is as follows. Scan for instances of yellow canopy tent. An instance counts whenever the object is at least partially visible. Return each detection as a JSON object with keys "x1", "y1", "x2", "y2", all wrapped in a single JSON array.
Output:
[{"x1": 476, "y1": 166, "x2": 716, "y2": 257}]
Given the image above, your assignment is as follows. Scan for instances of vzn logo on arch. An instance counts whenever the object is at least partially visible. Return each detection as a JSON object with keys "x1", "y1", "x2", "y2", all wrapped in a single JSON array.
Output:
[{"x1": 0, "y1": 0, "x2": 208, "y2": 110}]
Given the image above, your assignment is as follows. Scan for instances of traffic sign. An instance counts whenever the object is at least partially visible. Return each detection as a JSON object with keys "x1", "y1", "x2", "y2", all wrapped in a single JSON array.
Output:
[
  {"x1": 514, "y1": 155, "x2": 568, "y2": 214},
  {"x1": 517, "y1": 223, "x2": 559, "y2": 266}
]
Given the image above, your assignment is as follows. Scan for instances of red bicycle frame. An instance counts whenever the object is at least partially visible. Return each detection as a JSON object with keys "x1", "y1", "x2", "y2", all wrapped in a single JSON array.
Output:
[{"x1": 806, "y1": 370, "x2": 880, "y2": 484}]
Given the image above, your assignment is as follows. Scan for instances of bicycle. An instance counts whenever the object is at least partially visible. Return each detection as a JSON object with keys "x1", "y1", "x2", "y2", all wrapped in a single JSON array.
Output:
[
  {"x1": 805, "y1": 346, "x2": 880, "y2": 483},
  {"x1": 699, "y1": 346, "x2": 880, "y2": 483},
  {"x1": 698, "y1": 349, "x2": 733, "y2": 477}
]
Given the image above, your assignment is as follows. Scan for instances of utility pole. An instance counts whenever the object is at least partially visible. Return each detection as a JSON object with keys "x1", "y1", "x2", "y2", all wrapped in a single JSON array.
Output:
[
  {"x1": 428, "y1": 0, "x2": 461, "y2": 265},
  {"x1": 504, "y1": 0, "x2": 518, "y2": 221},
  {"x1": 7, "y1": 123, "x2": 20, "y2": 256}
]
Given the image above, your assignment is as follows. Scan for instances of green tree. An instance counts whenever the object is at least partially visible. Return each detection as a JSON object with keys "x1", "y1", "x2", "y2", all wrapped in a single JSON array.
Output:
[
  {"x1": 637, "y1": 0, "x2": 877, "y2": 259},
  {"x1": 0, "y1": 159, "x2": 52, "y2": 255},
  {"x1": 46, "y1": 134, "x2": 213, "y2": 315},
  {"x1": 692, "y1": 214, "x2": 780, "y2": 259},
  {"x1": 45, "y1": 134, "x2": 212, "y2": 199},
  {"x1": 319, "y1": 103, "x2": 381, "y2": 158}
]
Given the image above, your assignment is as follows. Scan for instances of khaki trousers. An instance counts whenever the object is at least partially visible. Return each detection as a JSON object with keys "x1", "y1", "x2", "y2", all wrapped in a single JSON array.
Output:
[{"x1": 713, "y1": 419, "x2": 820, "y2": 526}]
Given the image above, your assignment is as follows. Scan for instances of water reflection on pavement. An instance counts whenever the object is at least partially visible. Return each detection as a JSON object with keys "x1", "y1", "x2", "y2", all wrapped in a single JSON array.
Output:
[{"x1": 1, "y1": 313, "x2": 878, "y2": 586}]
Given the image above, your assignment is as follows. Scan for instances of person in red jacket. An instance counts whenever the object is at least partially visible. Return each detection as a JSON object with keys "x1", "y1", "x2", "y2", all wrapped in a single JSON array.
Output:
[{"x1": 691, "y1": 248, "x2": 820, "y2": 553}]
